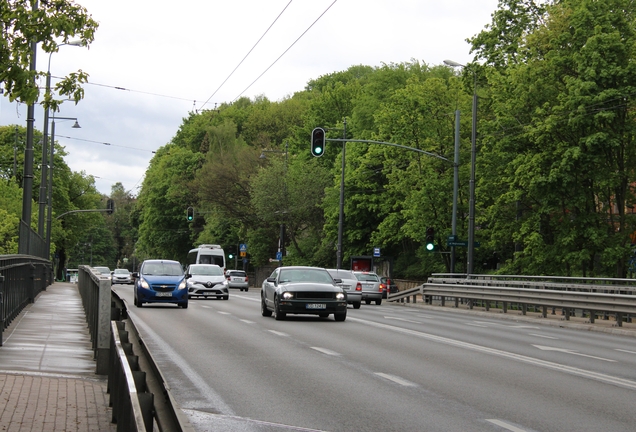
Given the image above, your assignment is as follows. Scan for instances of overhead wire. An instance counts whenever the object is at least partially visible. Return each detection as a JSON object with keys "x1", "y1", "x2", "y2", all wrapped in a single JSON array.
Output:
[
  {"x1": 233, "y1": 0, "x2": 339, "y2": 102},
  {"x1": 197, "y1": 0, "x2": 294, "y2": 112}
]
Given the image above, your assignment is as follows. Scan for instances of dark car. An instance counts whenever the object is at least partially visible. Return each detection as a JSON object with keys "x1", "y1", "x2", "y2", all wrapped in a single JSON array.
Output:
[
  {"x1": 380, "y1": 276, "x2": 399, "y2": 298},
  {"x1": 132, "y1": 259, "x2": 188, "y2": 308},
  {"x1": 261, "y1": 266, "x2": 348, "y2": 321}
]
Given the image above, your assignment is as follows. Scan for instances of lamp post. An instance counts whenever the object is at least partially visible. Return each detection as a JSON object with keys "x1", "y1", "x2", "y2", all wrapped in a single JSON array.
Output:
[
  {"x1": 38, "y1": 40, "x2": 83, "y2": 238},
  {"x1": 444, "y1": 59, "x2": 478, "y2": 275},
  {"x1": 260, "y1": 142, "x2": 288, "y2": 264},
  {"x1": 46, "y1": 116, "x2": 81, "y2": 260}
]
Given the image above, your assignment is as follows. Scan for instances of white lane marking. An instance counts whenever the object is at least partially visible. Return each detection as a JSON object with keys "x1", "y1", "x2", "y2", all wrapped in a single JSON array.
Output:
[
  {"x1": 311, "y1": 347, "x2": 340, "y2": 356},
  {"x1": 375, "y1": 373, "x2": 417, "y2": 387},
  {"x1": 200, "y1": 305, "x2": 211, "y2": 309},
  {"x1": 533, "y1": 345, "x2": 616, "y2": 362},
  {"x1": 465, "y1": 323, "x2": 488, "y2": 328},
  {"x1": 231, "y1": 295, "x2": 260, "y2": 302},
  {"x1": 347, "y1": 317, "x2": 636, "y2": 390},
  {"x1": 473, "y1": 321, "x2": 540, "y2": 330},
  {"x1": 486, "y1": 419, "x2": 528, "y2": 432},
  {"x1": 217, "y1": 311, "x2": 231, "y2": 315},
  {"x1": 616, "y1": 349, "x2": 636, "y2": 354},
  {"x1": 268, "y1": 330, "x2": 289, "y2": 337},
  {"x1": 240, "y1": 319, "x2": 255, "y2": 324},
  {"x1": 384, "y1": 316, "x2": 422, "y2": 324},
  {"x1": 183, "y1": 409, "x2": 328, "y2": 431},
  {"x1": 528, "y1": 333, "x2": 558, "y2": 340}
]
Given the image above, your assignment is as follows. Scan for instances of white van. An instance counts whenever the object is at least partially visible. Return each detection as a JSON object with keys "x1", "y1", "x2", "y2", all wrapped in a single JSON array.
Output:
[{"x1": 186, "y1": 244, "x2": 226, "y2": 271}]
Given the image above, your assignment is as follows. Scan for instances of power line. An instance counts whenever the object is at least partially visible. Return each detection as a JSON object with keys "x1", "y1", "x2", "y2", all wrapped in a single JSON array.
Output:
[
  {"x1": 50, "y1": 75, "x2": 196, "y2": 103},
  {"x1": 197, "y1": 0, "x2": 294, "y2": 112},
  {"x1": 56, "y1": 134, "x2": 156, "y2": 153},
  {"x1": 233, "y1": 0, "x2": 339, "y2": 102}
]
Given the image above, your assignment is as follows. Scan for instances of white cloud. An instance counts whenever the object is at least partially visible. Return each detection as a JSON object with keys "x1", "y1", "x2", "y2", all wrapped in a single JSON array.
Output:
[{"x1": 1, "y1": 0, "x2": 498, "y2": 195}]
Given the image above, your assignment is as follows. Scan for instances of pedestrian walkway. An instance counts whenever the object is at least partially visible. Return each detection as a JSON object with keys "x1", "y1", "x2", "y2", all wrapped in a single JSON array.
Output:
[{"x1": 0, "y1": 282, "x2": 116, "y2": 431}]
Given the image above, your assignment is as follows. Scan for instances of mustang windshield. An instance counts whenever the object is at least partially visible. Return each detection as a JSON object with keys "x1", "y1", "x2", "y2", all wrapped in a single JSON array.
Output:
[{"x1": 279, "y1": 269, "x2": 334, "y2": 284}]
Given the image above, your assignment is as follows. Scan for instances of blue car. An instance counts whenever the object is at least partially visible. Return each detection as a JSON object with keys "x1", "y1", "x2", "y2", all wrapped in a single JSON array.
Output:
[{"x1": 133, "y1": 259, "x2": 189, "y2": 308}]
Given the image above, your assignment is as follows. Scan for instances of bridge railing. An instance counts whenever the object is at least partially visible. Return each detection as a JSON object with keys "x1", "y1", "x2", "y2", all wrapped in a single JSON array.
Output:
[
  {"x1": 0, "y1": 255, "x2": 52, "y2": 346},
  {"x1": 108, "y1": 320, "x2": 154, "y2": 432},
  {"x1": 387, "y1": 274, "x2": 636, "y2": 326},
  {"x1": 77, "y1": 265, "x2": 112, "y2": 374}
]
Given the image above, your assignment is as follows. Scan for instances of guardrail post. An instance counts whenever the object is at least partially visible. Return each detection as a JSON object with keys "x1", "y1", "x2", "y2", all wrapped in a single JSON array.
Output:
[
  {"x1": 522, "y1": 304, "x2": 527, "y2": 315},
  {"x1": 503, "y1": 302, "x2": 508, "y2": 313},
  {"x1": 616, "y1": 313, "x2": 623, "y2": 327},
  {"x1": 564, "y1": 308, "x2": 570, "y2": 320},
  {"x1": 542, "y1": 306, "x2": 547, "y2": 318},
  {"x1": 28, "y1": 263, "x2": 35, "y2": 303},
  {"x1": 589, "y1": 310, "x2": 596, "y2": 323}
]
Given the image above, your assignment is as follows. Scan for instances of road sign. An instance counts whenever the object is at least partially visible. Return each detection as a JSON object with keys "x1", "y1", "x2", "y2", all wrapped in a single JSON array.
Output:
[
  {"x1": 240, "y1": 251, "x2": 246, "y2": 257},
  {"x1": 447, "y1": 235, "x2": 458, "y2": 242},
  {"x1": 276, "y1": 251, "x2": 282, "y2": 261},
  {"x1": 373, "y1": 247, "x2": 380, "y2": 257},
  {"x1": 240, "y1": 243, "x2": 247, "y2": 252}
]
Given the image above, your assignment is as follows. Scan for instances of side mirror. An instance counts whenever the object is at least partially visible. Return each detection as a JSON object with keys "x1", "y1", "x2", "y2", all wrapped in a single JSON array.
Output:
[
  {"x1": 132, "y1": 272, "x2": 139, "y2": 278},
  {"x1": 185, "y1": 273, "x2": 191, "y2": 279},
  {"x1": 333, "y1": 278, "x2": 342, "y2": 284},
  {"x1": 266, "y1": 277, "x2": 276, "y2": 284}
]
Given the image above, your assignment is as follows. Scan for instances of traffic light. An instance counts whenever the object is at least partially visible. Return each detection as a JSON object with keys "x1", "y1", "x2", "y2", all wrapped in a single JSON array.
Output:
[
  {"x1": 311, "y1": 127, "x2": 325, "y2": 157},
  {"x1": 425, "y1": 227, "x2": 435, "y2": 251},
  {"x1": 106, "y1": 199, "x2": 114, "y2": 215},
  {"x1": 186, "y1": 207, "x2": 194, "y2": 221}
]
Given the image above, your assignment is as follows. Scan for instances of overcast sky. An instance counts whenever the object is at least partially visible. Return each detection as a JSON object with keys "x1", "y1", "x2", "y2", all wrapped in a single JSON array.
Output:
[{"x1": 0, "y1": 0, "x2": 498, "y2": 196}]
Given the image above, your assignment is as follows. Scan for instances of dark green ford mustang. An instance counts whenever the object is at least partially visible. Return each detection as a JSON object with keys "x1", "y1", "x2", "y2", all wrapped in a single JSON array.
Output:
[{"x1": 261, "y1": 266, "x2": 348, "y2": 321}]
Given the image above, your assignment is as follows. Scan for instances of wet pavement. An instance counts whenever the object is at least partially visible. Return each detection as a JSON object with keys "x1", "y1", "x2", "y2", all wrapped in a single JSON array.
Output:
[{"x1": 0, "y1": 282, "x2": 116, "y2": 431}]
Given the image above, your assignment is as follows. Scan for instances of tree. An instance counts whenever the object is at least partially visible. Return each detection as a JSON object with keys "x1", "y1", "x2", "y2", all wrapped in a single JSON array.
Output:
[
  {"x1": 471, "y1": 0, "x2": 636, "y2": 277},
  {"x1": 0, "y1": 0, "x2": 98, "y2": 108}
]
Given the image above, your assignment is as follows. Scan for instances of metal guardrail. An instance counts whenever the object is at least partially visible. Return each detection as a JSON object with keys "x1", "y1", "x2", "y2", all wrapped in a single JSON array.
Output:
[
  {"x1": 108, "y1": 320, "x2": 154, "y2": 432},
  {"x1": 77, "y1": 265, "x2": 112, "y2": 373},
  {"x1": 0, "y1": 255, "x2": 52, "y2": 346},
  {"x1": 388, "y1": 275, "x2": 636, "y2": 327}
]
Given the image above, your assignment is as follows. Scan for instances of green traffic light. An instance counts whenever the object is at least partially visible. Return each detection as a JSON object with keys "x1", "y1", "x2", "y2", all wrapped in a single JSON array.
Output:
[
  {"x1": 315, "y1": 146, "x2": 322, "y2": 154},
  {"x1": 426, "y1": 243, "x2": 434, "y2": 251}
]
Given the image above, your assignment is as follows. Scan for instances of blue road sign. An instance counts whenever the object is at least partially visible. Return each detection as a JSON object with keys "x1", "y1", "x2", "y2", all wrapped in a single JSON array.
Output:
[
  {"x1": 373, "y1": 247, "x2": 381, "y2": 257},
  {"x1": 240, "y1": 243, "x2": 247, "y2": 252}
]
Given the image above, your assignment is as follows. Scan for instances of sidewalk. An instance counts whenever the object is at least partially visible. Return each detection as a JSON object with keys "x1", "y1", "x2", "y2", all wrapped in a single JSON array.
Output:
[{"x1": 0, "y1": 282, "x2": 116, "y2": 431}]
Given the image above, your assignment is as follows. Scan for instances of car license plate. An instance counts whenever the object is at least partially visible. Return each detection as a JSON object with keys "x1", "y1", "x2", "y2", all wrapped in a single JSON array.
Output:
[
  {"x1": 306, "y1": 303, "x2": 326, "y2": 309},
  {"x1": 233, "y1": 277, "x2": 242, "y2": 281},
  {"x1": 155, "y1": 292, "x2": 172, "y2": 297}
]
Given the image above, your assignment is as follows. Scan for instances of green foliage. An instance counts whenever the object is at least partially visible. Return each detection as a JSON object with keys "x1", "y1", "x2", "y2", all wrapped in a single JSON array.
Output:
[
  {"x1": 0, "y1": 0, "x2": 98, "y2": 108},
  {"x1": 125, "y1": 1, "x2": 636, "y2": 280}
]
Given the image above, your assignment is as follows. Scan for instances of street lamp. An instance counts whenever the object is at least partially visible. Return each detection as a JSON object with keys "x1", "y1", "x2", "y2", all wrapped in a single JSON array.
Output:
[
  {"x1": 38, "y1": 40, "x2": 83, "y2": 238},
  {"x1": 46, "y1": 116, "x2": 81, "y2": 260},
  {"x1": 444, "y1": 59, "x2": 478, "y2": 275}
]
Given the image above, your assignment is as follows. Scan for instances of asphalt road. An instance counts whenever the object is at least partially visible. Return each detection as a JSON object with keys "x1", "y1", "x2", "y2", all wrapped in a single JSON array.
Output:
[{"x1": 112, "y1": 284, "x2": 636, "y2": 432}]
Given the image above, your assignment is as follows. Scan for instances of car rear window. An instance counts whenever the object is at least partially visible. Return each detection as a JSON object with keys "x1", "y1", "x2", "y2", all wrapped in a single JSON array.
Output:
[
  {"x1": 355, "y1": 273, "x2": 379, "y2": 282},
  {"x1": 228, "y1": 271, "x2": 246, "y2": 277}
]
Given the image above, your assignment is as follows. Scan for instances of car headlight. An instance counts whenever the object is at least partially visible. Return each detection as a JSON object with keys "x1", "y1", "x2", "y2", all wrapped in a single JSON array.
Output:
[
  {"x1": 336, "y1": 293, "x2": 345, "y2": 300},
  {"x1": 282, "y1": 292, "x2": 294, "y2": 300},
  {"x1": 140, "y1": 278, "x2": 150, "y2": 289},
  {"x1": 178, "y1": 280, "x2": 187, "y2": 290}
]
